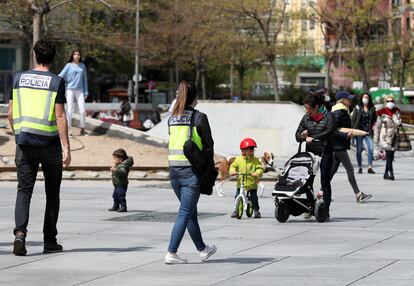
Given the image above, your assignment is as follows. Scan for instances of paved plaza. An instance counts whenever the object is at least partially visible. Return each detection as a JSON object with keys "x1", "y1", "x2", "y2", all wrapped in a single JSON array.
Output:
[{"x1": 0, "y1": 156, "x2": 414, "y2": 286}]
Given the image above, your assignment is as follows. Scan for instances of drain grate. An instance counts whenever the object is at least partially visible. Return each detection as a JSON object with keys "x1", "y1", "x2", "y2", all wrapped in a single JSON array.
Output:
[{"x1": 107, "y1": 211, "x2": 225, "y2": 222}]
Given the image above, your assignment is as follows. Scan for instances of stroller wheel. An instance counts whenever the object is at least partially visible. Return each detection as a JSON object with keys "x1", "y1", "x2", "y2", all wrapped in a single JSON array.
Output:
[
  {"x1": 315, "y1": 200, "x2": 329, "y2": 223},
  {"x1": 246, "y1": 200, "x2": 254, "y2": 217},
  {"x1": 275, "y1": 200, "x2": 290, "y2": 223},
  {"x1": 235, "y1": 197, "x2": 244, "y2": 219}
]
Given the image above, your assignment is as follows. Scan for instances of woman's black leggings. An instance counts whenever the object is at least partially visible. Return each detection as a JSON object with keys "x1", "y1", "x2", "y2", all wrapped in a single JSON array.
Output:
[
  {"x1": 385, "y1": 150, "x2": 395, "y2": 174},
  {"x1": 320, "y1": 152, "x2": 334, "y2": 209}
]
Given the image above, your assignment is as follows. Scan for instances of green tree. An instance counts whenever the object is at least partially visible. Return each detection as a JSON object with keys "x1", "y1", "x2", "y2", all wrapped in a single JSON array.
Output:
[
  {"x1": 388, "y1": 8, "x2": 414, "y2": 104},
  {"x1": 311, "y1": 0, "x2": 351, "y2": 93},
  {"x1": 219, "y1": 15, "x2": 261, "y2": 99},
  {"x1": 0, "y1": 0, "x2": 130, "y2": 66},
  {"x1": 219, "y1": 0, "x2": 289, "y2": 101}
]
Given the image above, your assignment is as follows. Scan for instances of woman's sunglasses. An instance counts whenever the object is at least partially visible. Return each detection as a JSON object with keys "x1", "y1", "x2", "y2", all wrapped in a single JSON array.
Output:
[{"x1": 387, "y1": 100, "x2": 394, "y2": 103}]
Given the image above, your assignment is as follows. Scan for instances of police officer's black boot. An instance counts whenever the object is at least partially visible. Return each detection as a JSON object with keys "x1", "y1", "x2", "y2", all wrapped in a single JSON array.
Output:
[{"x1": 13, "y1": 231, "x2": 27, "y2": 256}]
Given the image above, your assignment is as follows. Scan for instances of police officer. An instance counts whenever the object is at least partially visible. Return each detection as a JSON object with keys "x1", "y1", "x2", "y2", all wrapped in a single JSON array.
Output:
[
  {"x1": 164, "y1": 81, "x2": 217, "y2": 264},
  {"x1": 8, "y1": 39, "x2": 71, "y2": 256}
]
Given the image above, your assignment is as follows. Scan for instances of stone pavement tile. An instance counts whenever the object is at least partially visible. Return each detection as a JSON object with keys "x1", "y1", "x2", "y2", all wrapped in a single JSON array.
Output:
[
  {"x1": 346, "y1": 231, "x2": 414, "y2": 260},
  {"x1": 79, "y1": 254, "x2": 284, "y2": 286},
  {"x1": 196, "y1": 225, "x2": 311, "y2": 255},
  {"x1": 0, "y1": 250, "x2": 162, "y2": 286},
  {"x1": 215, "y1": 256, "x2": 396, "y2": 286},
  {"x1": 238, "y1": 228, "x2": 402, "y2": 258},
  {"x1": 351, "y1": 260, "x2": 414, "y2": 286}
]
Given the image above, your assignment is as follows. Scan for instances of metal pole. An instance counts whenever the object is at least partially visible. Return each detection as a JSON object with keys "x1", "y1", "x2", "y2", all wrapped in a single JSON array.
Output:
[
  {"x1": 230, "y1": 61, "x2": 234, "y2": 99},
  {"x1": 134, "y1": 0, "x2": 140, "y2": 108}
]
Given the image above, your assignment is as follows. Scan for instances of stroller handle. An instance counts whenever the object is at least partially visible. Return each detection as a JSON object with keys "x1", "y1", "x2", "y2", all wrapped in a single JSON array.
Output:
[{"x1": 298, "y1": 139, "x2": 321, "y2": 153}]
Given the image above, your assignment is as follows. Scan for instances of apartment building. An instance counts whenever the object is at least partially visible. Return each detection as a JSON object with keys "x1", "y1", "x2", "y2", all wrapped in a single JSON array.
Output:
[
  {"x1": 324, "y1": 0, "x2": 413, "y2": 89},
  {"x1": 279, "y1": 0, "x2": 327, "y2": 88}
]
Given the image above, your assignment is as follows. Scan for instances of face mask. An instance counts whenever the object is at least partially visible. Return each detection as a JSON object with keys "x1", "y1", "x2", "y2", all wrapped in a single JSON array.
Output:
[
  {"x1": 386, "y1": 102, "x2": 395, "y2": 110},
  {"x1": 324, "y1": 95, "x2": 331, "y2": 102},
  {"x1": 362, "y1": 98, "x2": 369, "y2": 105}
]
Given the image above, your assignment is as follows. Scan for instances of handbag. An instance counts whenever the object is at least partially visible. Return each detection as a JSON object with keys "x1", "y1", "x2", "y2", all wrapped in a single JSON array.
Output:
[
  {"x1": 396, "y1": 126, "x2": 412, "y2": 151},
  {"x1": 199, "y1": 165, "x2": 218, "y2": 195},
  {"x1": 182, "y1": 110, "x2": 218, "y2": 195}
]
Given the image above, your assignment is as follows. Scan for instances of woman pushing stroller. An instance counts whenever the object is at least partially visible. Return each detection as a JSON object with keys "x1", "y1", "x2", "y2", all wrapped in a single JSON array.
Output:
[{"x1": 295, "y1": 95, "x2": 336, "y2": 220}]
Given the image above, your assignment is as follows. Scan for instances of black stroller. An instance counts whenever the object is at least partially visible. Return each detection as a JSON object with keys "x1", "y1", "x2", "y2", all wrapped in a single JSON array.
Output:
[{"x1": 272, "y1": 143, "x2": 329, "y2": 223}]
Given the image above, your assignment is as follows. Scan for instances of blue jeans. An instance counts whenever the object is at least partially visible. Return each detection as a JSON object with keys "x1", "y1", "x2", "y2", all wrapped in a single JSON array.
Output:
[
  {"x1": 168, "y1": 175, "x2": 206, "y2": 253},
  {"x1": 113, "y1": 186, "x2": 127, "y2": 208},
  {"x1": 355, "y1": 136, "x2": 374, "y2": 167}
]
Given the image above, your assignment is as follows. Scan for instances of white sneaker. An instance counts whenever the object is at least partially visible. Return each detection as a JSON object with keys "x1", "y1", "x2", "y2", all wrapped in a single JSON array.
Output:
[
  {"x1": 199, "y1": 245, "x2": 217, "y2": 262},
  {"x1": 68, "y1": 129, "x2": 73, "y2": 137},
  {"x1": 164, "y1": 252, "x2": 188, "y2": 265}
]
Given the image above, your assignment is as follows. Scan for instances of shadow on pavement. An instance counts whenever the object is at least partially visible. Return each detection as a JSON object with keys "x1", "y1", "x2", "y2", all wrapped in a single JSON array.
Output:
[
  {"x1": 0, "y1": 241, "x2": 43, "y2": 247},
  {"x1": 286, "y1": 217, "x2": 379, "y2": 223},
  {"x1": 329, "y1": 217, "x2": 379, "y2": 222},
  {"x1": 0, "y1": 134, "x2": 10, "y2": 148},
  {"x1": 203, "y1": 257, "x2": 274, "y2": 264},
  {"x1": 66, "y1": 246, "x2": 153, "y2": 253}
]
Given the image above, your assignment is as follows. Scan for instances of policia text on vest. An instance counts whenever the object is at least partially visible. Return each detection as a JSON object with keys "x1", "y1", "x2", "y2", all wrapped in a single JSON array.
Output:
[{"x1": 168, "y1": 110, "x2": 204, "y2": 169}]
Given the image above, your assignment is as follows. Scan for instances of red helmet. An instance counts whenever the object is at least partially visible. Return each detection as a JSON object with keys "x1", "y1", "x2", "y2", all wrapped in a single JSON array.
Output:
[{"x1": 240, "y1": 138, "x2": 257, "y2": 150}]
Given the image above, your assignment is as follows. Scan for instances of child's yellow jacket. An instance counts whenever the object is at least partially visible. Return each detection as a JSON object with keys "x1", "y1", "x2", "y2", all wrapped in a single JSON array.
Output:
[{"x1": 229, "y1": 156, "x2": 264, "y2": 191}]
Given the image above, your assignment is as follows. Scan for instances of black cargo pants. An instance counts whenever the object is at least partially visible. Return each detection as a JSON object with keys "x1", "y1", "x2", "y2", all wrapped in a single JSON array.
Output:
[{"x1": 14, "y1": 144, "x2": 62, "y2": 243}]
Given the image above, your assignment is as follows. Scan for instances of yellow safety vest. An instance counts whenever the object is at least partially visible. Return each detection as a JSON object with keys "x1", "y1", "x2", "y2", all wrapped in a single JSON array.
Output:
[
  {"x1": 12, "y1": 73, "x2": 59, "y2": 137},
  {"x1": 168, "y1": 111, "x2": 203, "y2": 167}
]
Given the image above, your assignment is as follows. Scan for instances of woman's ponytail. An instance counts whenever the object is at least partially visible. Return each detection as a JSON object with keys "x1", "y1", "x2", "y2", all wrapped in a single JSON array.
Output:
[{"x1": 172, "y1": 81, "x2": 197, "y2": 116}]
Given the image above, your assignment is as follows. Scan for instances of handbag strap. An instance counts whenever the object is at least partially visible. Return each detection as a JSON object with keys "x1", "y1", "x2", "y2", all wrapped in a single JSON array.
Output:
[{"x1": 187, "y1": 110, "x2": 197, "y2": 140}]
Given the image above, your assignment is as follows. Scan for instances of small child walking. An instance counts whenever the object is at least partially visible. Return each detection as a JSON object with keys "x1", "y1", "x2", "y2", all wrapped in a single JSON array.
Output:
[
  {"x1": 108, "y1": 148, "x2": 134, "y2": 212},
  {"x1": 230, "y1": 138, "x2": 264, "y2": 218}
]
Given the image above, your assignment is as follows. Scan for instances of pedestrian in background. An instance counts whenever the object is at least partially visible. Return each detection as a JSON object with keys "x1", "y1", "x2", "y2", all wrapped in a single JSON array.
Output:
[
  {"x1": 165, "y1": 81, "x2": 216, "y2": 264},
  {"x1": 373, "y1": 95, "x2": 401, "y2": 180},
  {"x1": 330, "y1": 91, "x2": 372, "y2": 203},
  {"x1": 119, "y1": 99, "x2": 132, "y2": 127},
  {"x1": 59, "y1": 48, "x2": 89, "y2": 136},
  {"x1": 8, "y1": 39, "x2": 71, "y2": 256},
  {"x1": 351, "y1": 92, "x2": 377, "y2": 174}
]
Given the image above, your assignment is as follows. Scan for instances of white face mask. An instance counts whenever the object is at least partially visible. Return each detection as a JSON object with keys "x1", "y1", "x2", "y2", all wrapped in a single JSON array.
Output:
[
  {"x1": 324, "y1": 95, "x2": 331, "y2": 102},
  {"x1": 362, "y1": 98, "x2": 369, "y2": 105},
  {"x1": 386, "y1": 102, "x2": 395, "y2": 110}
]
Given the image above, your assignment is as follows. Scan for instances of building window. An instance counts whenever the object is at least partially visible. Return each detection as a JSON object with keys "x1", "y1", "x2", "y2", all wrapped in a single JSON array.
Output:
[
  {"x1": 284, "y1": 16, "x2": 290, "y2": 31},
  {"x1": 302, "y1": 20, "x2": 308, "y2": 31},
  {"x1": 310, "y1": 17, "x2": 315, "y2": 30}
]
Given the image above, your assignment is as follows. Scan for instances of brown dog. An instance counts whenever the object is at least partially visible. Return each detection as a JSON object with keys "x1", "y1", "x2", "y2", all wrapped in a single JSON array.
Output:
[{"x1": 215, "y1": 152, "x2": 275, "y2": 197}]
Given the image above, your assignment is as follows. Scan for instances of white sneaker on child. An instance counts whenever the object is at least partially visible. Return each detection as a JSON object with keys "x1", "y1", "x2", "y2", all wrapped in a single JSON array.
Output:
[
  {"x1": 199, "y1": 245, "x2": 217, "y2": 262},
  {"x1": 164, "y1": 252, "x2": 188, "y2": 265}
]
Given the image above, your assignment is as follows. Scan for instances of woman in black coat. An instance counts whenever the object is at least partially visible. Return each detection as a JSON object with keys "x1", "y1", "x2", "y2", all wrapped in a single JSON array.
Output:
[
  {"x1": 330, "y1": 91, "x2": 372, "y2": 203},
  {"x1": 295, "y1": 95, "x2": 335, "y2": 220}
]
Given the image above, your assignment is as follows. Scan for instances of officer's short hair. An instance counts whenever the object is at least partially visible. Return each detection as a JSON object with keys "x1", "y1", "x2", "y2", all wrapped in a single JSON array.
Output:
[
  {"x1": 113, "y1": 148, "x2": 128, "y2": 161},
  {"x1": 33, "y1": 39, "x2": 56, "y2": 65}
]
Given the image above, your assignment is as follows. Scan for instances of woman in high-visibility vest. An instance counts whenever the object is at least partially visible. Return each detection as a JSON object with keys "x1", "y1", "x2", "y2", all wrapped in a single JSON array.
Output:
[{"x1": 165, "y1": 81, "x2": 217, "y2": 264}]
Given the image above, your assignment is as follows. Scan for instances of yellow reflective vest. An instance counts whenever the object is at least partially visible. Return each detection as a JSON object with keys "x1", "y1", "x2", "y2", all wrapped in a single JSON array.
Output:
[
  {"x1": 12, "y1": 71, "x2": 60, "y2": 140},
  {"x1": 168, "y1": 110, "x2": 203, "y2": 167}
]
